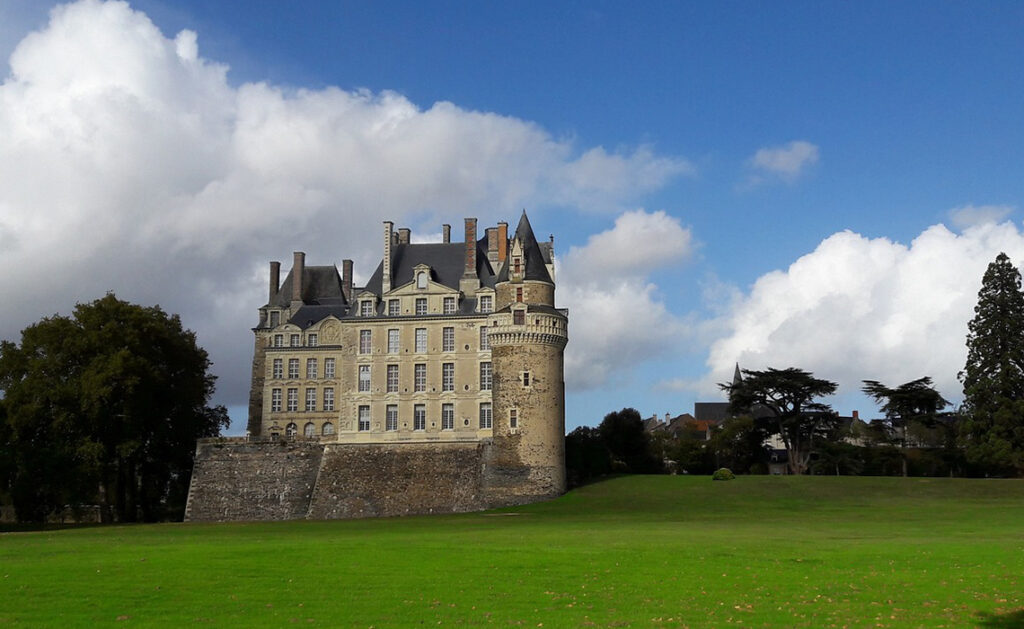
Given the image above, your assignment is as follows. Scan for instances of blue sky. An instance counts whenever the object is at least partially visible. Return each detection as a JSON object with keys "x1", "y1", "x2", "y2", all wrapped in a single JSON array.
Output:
[{"x1": 2, "y1": 0, "x2": 1024, "y2": 431}]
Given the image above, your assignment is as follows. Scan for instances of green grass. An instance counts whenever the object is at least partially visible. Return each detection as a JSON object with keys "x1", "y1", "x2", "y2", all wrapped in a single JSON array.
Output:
[{"x1": 2, "y1": 476, "x2": 1023, "y2": 627}]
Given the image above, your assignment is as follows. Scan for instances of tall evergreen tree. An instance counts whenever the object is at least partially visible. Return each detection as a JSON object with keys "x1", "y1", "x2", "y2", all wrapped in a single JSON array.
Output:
[
  {"x1": 862, "y1": 377, "x2": 949, "y2": 477},
  {"x1": 721, "y1": 367, "x2": 838, "y2": 475},
  {"x1": 959, "y1": 252, "x2": 1024, "y2": 476}
]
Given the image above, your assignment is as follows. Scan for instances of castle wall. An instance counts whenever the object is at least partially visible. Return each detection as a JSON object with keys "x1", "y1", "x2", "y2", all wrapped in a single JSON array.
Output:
[
  {"x1": 185, "y1": 439, "x2": 323, "y2": 521},
  {"x1": 307, "y1": 442, "x2": 486, "y2": 519},
  {"x1": 185, "y1": 438, "x2": 549, "y2": 521}
]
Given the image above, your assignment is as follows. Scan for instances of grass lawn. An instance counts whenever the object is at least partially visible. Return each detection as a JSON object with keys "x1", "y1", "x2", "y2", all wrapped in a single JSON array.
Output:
[{"x1": 1, "y1": 475, "x2": 1023, "y2": 627}]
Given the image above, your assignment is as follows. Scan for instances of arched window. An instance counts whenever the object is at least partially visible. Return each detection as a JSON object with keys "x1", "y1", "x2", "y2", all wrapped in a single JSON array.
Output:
[
  {"x1": 304, "y1": 422, "x2": 315, "y2": 438},
  {"x1": 322, "y1": 422, "x2": 335, "y2": 436},
  {"x1": 285, "y1": 423, "x2": 298, "y2": 437},
  {"x1": 417, "y1": 272, "x2": 428, "y2": 289}
]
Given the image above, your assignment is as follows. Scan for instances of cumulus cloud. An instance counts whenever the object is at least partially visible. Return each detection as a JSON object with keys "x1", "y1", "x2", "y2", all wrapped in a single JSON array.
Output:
[
  {"x1": 948, "y1": 204, "x2": 1014, "y2": 230},
  {"x1": 559, "y1": 210, "x2": 694, "y2": 390},
  {"x1": 0, "y1": 0, "x2": 691, "y2": 418},
  {"x1": 695, "y1": 221, "x2": 1024, "y2": 403},
  {"x1": 748, "y1": 140, "x2": 819, "y2": 183}
]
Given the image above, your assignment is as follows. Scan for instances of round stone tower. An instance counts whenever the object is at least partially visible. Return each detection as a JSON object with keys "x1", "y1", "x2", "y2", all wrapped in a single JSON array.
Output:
[{"x1": 485, "y1": 212, "x2": 568, "y2": 504}]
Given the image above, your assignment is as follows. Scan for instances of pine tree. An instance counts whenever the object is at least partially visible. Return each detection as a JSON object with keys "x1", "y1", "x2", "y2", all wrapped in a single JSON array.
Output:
[{"x1": 959, "y1": 252, "x2": 1024, "y2": 476}]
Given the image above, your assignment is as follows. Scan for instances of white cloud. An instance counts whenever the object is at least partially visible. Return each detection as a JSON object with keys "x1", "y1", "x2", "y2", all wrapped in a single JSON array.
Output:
[
  {"x1": 0, "y1": 0, "x2": 691, "y2": 416},
  {"x1": 948, "y1": 204, "x2": 1014, "y2": 230},
  {"x1": 559, "y1": 210, "x2": 694, "y2": 390},
  {"x1": 748, "y1": 140, "x2": 819, "y2": 182},
  {"x1": 696, "y1": 221, "x2": 1024, "y2": 403}
]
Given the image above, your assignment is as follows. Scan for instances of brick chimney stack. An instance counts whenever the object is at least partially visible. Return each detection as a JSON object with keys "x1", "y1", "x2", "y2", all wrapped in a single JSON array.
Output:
[
  {"x1": 398, "y1": 227, "x2": 411, "y2": 245},
  {"x1": 486, "y1": 227, "x2": 499, "y2": 265},
  {"x1": 382, "y1": 221, "x2": 393, "y2": 294},
  {"x1": 291, "y1": 252, "x2": 305, "y2": 304},
  {"x1": 460, "y1": 218, "x2": 480, "y2": 293},
  {"x1": 269, "y1": 261, "x2": 280, "y2": 302},
  {"x1": 497, "y1": 221, "x2": 508, "y2": 262},
  {"x1": 442, "y1": 224, "x2": 451, "y2": 243},
  {"x1": 341, "y1": 259, "x2": 353, "y2": 302}
]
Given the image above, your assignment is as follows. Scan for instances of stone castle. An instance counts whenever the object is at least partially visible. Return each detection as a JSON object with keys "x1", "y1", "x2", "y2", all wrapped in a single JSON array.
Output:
[{"x1": 185, "y1": 212, "x2": 568, "y2": 520}]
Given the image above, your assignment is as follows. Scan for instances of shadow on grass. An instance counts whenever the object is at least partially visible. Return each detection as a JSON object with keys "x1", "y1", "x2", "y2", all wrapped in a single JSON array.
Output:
[{"x1": 976, "y1": 609, "x2": 1024, "y2": 628}]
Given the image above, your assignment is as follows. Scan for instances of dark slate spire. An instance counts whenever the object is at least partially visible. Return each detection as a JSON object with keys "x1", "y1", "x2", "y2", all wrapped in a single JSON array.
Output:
[
  {"x1": 497, "y1": 211, "x2": 553, "y2": 283},
  {"x1": 733, "y1": 363, "x2": 743, "y2": 386}
]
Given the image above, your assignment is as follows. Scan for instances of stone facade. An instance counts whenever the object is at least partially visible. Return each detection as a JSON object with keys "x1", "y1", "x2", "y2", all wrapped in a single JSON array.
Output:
[{"x1": 186, "y1": 212, "x2": 567, "y2": 521}]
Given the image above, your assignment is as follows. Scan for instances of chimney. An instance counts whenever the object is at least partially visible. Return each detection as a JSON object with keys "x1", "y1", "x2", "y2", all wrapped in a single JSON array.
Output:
[
  {"x1": 852, "y1": 410, "x2": 859, "y2": 420},
  {"x1": 398, "y1": 227, "x2": 411, "y2": 245},
  {"x1": 383, "y1": 221, "x2": 393, "y2": 294},
  {"x1": 463, "y1": 218, "x2": 478, "y2": 277},
  {"x1": 497, "y1": 221, "x2": 508, "y2": 262},
  {"x1": 269, "y1": 261, "x2": 280, "y2": 302},
  {"x1": 486, "y1": 227, "x2": 499, "y2": 265},
  {"x1": 342, "y1": 259, "x2": 353, "y2": 302},
  {"x1": 442, "y1": 224, "x2": 451, "y2": 243},
  {"x1": 665, "y1": 412, "x2": 670, "y2": 422},
  {"x1": 291, "y1": 252, "x2": 305, "y2": 304}
]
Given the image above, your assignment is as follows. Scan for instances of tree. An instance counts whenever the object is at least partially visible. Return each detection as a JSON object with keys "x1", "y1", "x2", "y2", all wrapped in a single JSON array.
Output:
[
  {"x1": 0, "y1": 294, "x2": 228, "y2": 522},
  {"x1": 564, "y1": 426, "x2": 611, "y2": 487},
  {"x1": 959, "y1": 252, "x2": 1024, "y2": 476},
  {"x1": 862, "y1": 377, "x2": 949, "y2": 476},
  {"x1": 708, "y1": 415, "x2": 770, "y2": 474},
  {"x1": 597, "y1": 408, "x2": 662, "y2": 474},
  {"x1": 721, "y1": 368, "x2": 838, "y2": 475}
]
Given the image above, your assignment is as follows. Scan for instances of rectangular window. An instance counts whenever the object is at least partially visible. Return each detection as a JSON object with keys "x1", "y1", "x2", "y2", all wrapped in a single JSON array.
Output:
[
  {"x1": 516, "y1": 287, "x2": 523, "y2": 303},
  {"x1": 388, "y1": 329, "x2": 400, "y2": 354},
  {"x1": 442, "y1": 362, "x2": 454, "y2": 392},
  {"x1": 359, "y1": 365, "x2": 371, "y2": 392},
  {"x1": 514, "y1": 258, "x2": 521, "y2": 274},
  {"x1": 479, "y1": 295, "x2": 493, "y2": 313},
  {"x1": 415, "y1": 328, "x2": 427, "y2": 353},
  {"x1": 414, "y1": 363, "x2": 426, "y2": 392},
  {"x1": 386, "y1": 405, "x2": 398, "y2": 431},
  {"x1": 442, "y1": 403, "x2": 454, "y2": 430},
  {"x1": 480, "y1": 362, "x2": 492, "y2": 391},
  {"x1": 272, "y1": 358, "x2": 283, "y2": 379},
  {"x1": 359, "y1": 330, "x2": 372, "y2": 354},
  {"x1": 442, "y1": 327, "x2": 455, "y2": 352},
  {"x1": 290, "y1": 333, "x2": 300, "y2": 347},
  {"x1": 358, "y1": 406, "x2": 370, "y2": 432},
  {"x1": 480, "y1": 326, "x2": 490, "y2": 351},
  {"x1": 271, "y1": 388, "x2": 282, "y2": 412},
  {"x1": 324, "y1": 358, "x2": 335, "y2": 379},
  {"x1": 522, "y1": 371, "x2": 531, "y2": 387},
  {"x1": 514, "y1": 310, "x2": 525, "y2": 325},
  {"x1": 323, "y1": 387, "x2": 334, "y2": 412},
  {"x1": 269, "y1": 311, "x2": 280, "y2": 327},
  {"x1": 307, "y1": 333, "x2": 318, "y2": 347},
  {"x1": 510, "y1": 408, "x2": 518, "y2": 429},
  {"x1": 387, "y1": 364, "x2": 399, "y2": 393},
  {"x1": 306, "y1": 358, "x2": 318, "y2": 379},
  {"x1": 414, "y1": 404, "x2": 426, "y2": 431},
  {"x1": 288, "y1": 358, "x2": 300, "y2": 379},
  {"x1": 305, "y1": 388, "x2": 316, "y2": 412},
  {"x1": 287, "y1": 388, "x2": 298, "y2": 412},
  {"x1": 388, "y1": 299, "x2": 400, "y2": 316},
  {"x1": 415, "y1": 297, "x2": 427, "y2": 315},
  {"x1": 273, "y1": 334, "x2": 283, "y2": 347},
  {"x1": 479, "y1": 402, "x2": 492, "y2": 429},
  {"x1": 443, "y1": 296, "x2": 456, "y2": 314},
  {"x1": 360, "y1": 301, "x2": 373, "y2": 316}
]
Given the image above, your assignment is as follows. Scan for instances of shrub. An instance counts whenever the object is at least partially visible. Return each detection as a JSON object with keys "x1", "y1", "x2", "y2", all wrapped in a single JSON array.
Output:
[{"x1": 712, "y1": 468, "x2": 736, "y2": 481}]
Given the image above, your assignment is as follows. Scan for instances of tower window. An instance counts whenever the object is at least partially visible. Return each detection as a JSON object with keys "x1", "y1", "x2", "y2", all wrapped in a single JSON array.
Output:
[
  {"x1": 522, "y1": 371, "x2": 531, "y2": 387},
  {"x1": 514, "y1": 310, "x2": 525, "y2": 325},
  {"x1": 516, "y1": 287, "x2": 523, "y2": 302},
  {"x1": 510, "y1": 409, "x2": 518, "y2": 429},
  {"x1": 514, "y1": 257, "x2": 521, "y2": 274}
]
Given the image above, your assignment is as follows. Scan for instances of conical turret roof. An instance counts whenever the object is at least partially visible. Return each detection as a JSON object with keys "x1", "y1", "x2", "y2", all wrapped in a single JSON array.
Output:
[{"x1": 497, "y1": 211, "x2": 553, "y2": 283}]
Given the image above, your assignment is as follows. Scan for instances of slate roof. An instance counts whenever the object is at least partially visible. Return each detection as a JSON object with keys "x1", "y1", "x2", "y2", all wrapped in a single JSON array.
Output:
[
  {"x1": 362, "y1": 241, "x2": 498, "y2": 296},
  {"x1": 496, "y1": 212, "x2": 553, "y2": 284},
  {"x1": 268, "y1": 266, "x2": 346, "y2": 308}
]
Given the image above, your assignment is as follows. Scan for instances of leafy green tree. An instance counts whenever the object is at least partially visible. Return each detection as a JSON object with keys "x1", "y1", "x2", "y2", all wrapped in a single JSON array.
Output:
[
  {"x1": 862, "y1": 377, "x2": 949, "y2": 476},
  {"x1": 721, "y1": 368, "x2": 839, "y2": 475},
  {"x1": 709, "y1": 415, "x2": 770, "y2": 474},
  {"x1": 564, "y1": 426, "x2": 611, "y2": 487},
  {"x1": 959, "y1": 252, "x2": 1024, "y2": 476},
  {"x1": 0, "y1": 294, "x2": 227, "y2": 522},
  {"x1": 598, "y1": 408, "x2": 662, "y2": 474}
]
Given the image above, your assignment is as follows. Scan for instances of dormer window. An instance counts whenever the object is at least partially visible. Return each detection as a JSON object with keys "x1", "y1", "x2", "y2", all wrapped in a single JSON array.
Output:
[
  {"x1": 479, "y1": 295, "x2": 493, "y2": 313},
  {"x1": 443, "y1": 296, "x2": 456, "y2": 314},
  {"x1": 269, "y1": 311, "x2": 280, "y2": 327},
  {"x1": 514, "y1": 310, "x2": 525, "y2": 325},
  {"x1": 417, "y1": 272, "x2": 428, "y2": 289},
  {"x1": 360, "y1": 300, "x2": 374, "y2": 317},
  {"x1": 415, "y1": 297, "x2": 427, "y2": 315},
  {"x1": 388, "y1": 299, "x2": 400, "y2": 316},
  {"x1": 513, "y1": 257, "x2": 522, "y2": 274}
]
